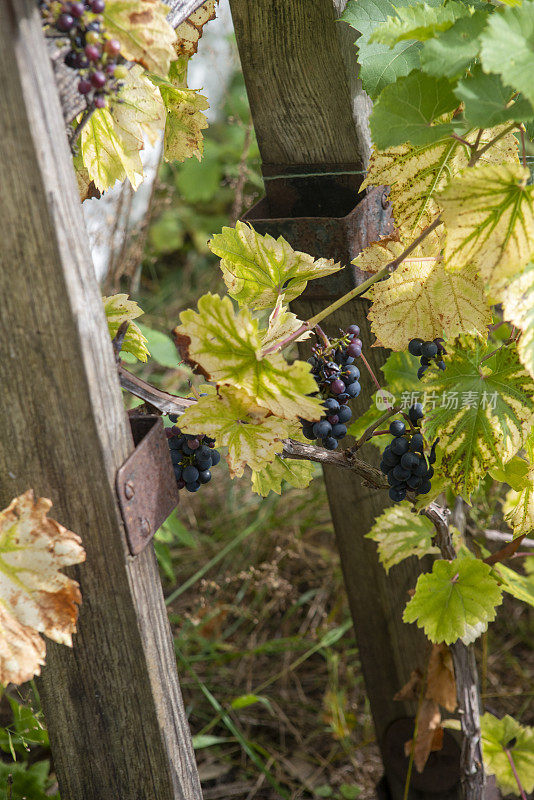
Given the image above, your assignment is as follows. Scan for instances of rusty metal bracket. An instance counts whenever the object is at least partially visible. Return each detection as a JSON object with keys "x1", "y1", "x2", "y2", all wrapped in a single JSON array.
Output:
[
  {"x1": 116, "y1": 415, "x2": 179, "y2": 556},
  {"x1": 243, "y1": 183, "x2": 394, "y2": 297}
]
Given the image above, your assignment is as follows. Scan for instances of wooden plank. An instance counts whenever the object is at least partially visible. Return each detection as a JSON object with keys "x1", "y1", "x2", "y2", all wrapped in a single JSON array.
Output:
[
  {"x1": 0, "y1": 2, "x2": 202, "y2": 799},
  {"x1": 230, "y1": 2, "x2": 458, "y2": 797}
]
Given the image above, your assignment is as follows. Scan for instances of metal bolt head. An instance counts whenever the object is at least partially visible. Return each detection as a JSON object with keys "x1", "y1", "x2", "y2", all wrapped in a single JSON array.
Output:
[
  {"x1": 140, "y1": 517, "x2": 151, "y2": 538},
  {"x1": 124, "y1": 481, "x2": 135, "y2": 500}
]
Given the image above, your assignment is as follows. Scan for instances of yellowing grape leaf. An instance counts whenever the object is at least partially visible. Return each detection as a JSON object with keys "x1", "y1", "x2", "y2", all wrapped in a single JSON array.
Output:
[
  {"x1": 422, "y1": 338, "x2": 534, "y2": 496},
  {"x1": 0, "y1": 491, "x2": 85, "y2": 686},
  {"x1": 151, "y1": 63, "x2": 209, "y2": 162},
  {"x1": 366, "y1": 258, "x2": 491, "y2": 350},
  {"x1": 403, "y1": 556, "x2": 503, "y2": 644},
  {"x1": 260, "y1": 296, "x2": 311, "y2": 352},
  {"x1": 175, "y1": 0, "x2": 217, "y2": 57},
  {"x1": 111, "y1": 64, "x2": 166, "y2": 149},
  {"x1": 176, "y1": 386, "x2": 290, "y2": 477},
  {"x1": 352, "y1": 235, "x2": 405, "y2": 274},
  {"x1": 174, "y1": 293, "x2": 324, "y2": 421},
  {"x1": 102, "y1": 293, "x2": 149, "y2": 362},
  {"x1": 104, "y1": 0, "x2": 177, "y2": 78},
  {"x1": 251, "y1": 455, "x2": 315, "y2": 497},
  {"x1": 209, "y1": 221, "x2": 342, "y2": 310},
  {"x1": 362, "y1": 126, "x2": 519, "y2": 248},
  {"x1": 502, "y1": 434, "x2": 534, "y2": 536},
  {"x1": 501, "y1": 262, "x2": 534, "y2": 381},
  {"x1": 72, "y1": 151, "x2": 100, "y2": 202},
  {"x1": 80, "y1": 107, "x2": 144, "y2": 193},
  {"x1": 481, "y1": 713, "x2": 534, "y2": 796},
  {"x1": 365, "y1": 502, "x2": 440, "y2": 573},
  {"x1": 494, "y1": 560, "x2": 534, "y2": 608},
  {"x1": 440, "y1": 163, "x2": 534, "y2": 291}
]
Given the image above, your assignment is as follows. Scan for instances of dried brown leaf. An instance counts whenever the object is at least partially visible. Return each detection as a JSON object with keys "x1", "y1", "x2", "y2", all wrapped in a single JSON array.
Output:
[
  {"x1": 404, "y1": 698, "x2": 442, "y2": 773},
  {"x1": 426, "y1": 643, "x2": 457, "y2": 712}
]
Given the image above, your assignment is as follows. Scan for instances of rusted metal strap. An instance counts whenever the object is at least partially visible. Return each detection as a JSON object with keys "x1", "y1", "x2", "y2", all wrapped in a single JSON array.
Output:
[{"x1": 116, "y1": 415, "x2": 179, "y2": 555}]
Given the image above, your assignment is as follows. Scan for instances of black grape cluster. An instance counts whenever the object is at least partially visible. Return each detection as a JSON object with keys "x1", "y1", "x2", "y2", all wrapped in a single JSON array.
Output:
[
  {"x1": 166, "y1": 415, "x2": 221, "y2": 494},
  {"x1": 408, "y1": 338, "x2": 446, "y2": 379},
  {"x1": 300, "y1": 325, "x2": 362, "y2": 450},
  {"x1": 40, "y1": 0, "x2": 127, "y2": 108},
  {"x1": 379, "y1": 404, "x2": 437, "y2": 502}
]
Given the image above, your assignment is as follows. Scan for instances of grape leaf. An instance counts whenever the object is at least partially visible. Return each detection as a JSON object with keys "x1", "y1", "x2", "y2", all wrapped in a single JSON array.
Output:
[
  {"x1": 174, "y1": 293, "x2": 324, "y2": 421},
  {"x1": 103, "y1": 0, "x2": 176, "y2": 78},
  {"x1": 352, "y1": 235, "x2": 405, "y2": 274},
  {"x1": 366, "y1": 258, "x2": 491, "y2": 350},
  {"x1": 209, "y1": 221, "x2": 341, "y2": 310},
  {"x1": 102, "y1": 293, "x2": 149, "y2": 362},
  {"x1": 251, "y1": 455, "x2": 315, "y2": 497},
  {"x1": 150, "y1": 63, "x2": 209, "y2": 162},
  {"x1": 340, "y1": 0, "x2": 422, "y2": 99},
  {"x1": 370, "y1": 1, "x2": 468, "y2": 47},
  {"x1": 403, "y1": 556, "x2": 503, "y2": 644},
  {"x1": 420, "y1": 10, "x2": 488, "y2": 78},
  {"x1": 260, "y1": 297, "x2": 311, "y2": 352},
  {"x1": 494, "y1": 561, "x2": 534, "y2": 608},
  {"x1": 365, "y1": 502, "x2": 439, "y2": 573},
  {"x1": 503, "y1": 432, "x2": 534, "y2": 535},
  {"x1": 362, "y1": 126, "x2": 519, "y2": 247},
  {"x1": 175, "y1": 0, "x2": 217, "y2": 57},
  {"x1": 441, "y1": 163, "x2": 534, "y2": 292},
  {"x1": 369, "y1": 73, "x2": 460, "y2": 149},
  {"x1": 481, "y1": 713, "x2": 534, "y2": 795},
  {"x1": 80, "y1": 107, "x2": 144, "y2": 192},
  {"x1": 421, "y1": 338, "x2": 534, "y2": 496},
  {"x1": 0, "y1": 491, "x2": 85, "y2": 686},
  {"x1": 177, "y1": 386, "x2": 290, "y2": 477},
  {"x1": 480, "y1": 2, "x2": 534, "y2": 110},
  {"x1": 110, "y1": 64, "x2": 166, "y2": 150},
  {"x1": 502, "y1": 262, "x2": 534, "y2": 381},
  {"x1": 455, "y1": 67, "x2": 534, "y2": 129}
]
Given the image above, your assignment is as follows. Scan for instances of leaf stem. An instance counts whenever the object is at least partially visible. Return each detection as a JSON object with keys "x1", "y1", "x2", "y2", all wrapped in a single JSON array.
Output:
[
  {"x1": 505, "y1": 747, "x2": 528, "y2": 800},
  {"x1": 353, "y1": 406, "x2": 401, "y2": 449},
  {"x1": 468, "y1": 123, "x2": 517, "y2": 167}
]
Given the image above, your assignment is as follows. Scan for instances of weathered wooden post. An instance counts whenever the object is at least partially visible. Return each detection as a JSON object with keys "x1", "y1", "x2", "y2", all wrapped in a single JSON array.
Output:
[
  {"x1": 0, "y1": 1, "x2": 203, "y2": 798},
  {"x1": 229, "y1": 1, "x2": 461, "y2": 797}
]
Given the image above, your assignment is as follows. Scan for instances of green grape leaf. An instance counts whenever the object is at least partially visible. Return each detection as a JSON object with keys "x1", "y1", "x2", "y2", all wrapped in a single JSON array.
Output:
[
  {"x1": 480, "y1": 2, "x2": 534, "y2": 111},
  {"x1": 494, "y1": 560, "x2": 534, "y2": 608},
  {"x1": 102, "y1": 294, "x2": 149, "y2": 362},
  {"x1": 251, "y1": 455, "x2": 315, "y2": 497},
  {"x1": 366, "y1": 503, "x2": 439, "y2": 573},
  {"x1": 366, "y1": 257, "x2": 491, "y2": 350},
  {"x1": 80, "y1": 108, "x2": 143, "y2": 193},
  {"x1": 502, "y1": 262, "x2": 534, "y2": 381},
  {"x1": 340, "y1": 0, "x2": 422, "y2": 99},
  {"x1": 481, "y1": 713, "x2": 534, "y2": 795},
  {"x1": 455, "y1": 67, "x2": 534, "y2": 129},
  {"x1": 503, "y1": 433, "x2": 534, "y2": 535},
  {"x1": 110, "y1": 64, "x2": 166, "y2": 150},
  {"x1": 103, "y1": 0, "x2": 176, "y2": 78},
  {"x1": 150, "y1": 62, "x2": 209, "y2": 162},
  {"x1": 421, "y1": 338, "x2": 534, "y2": 496},
  {"x1": 489, "y1": 455, "x2": 531, "y2": 492},
  {"x1": 370, "y1": 1, "x2": 468, "y2": 47},
  {"x1": 362, "y1": 126, "x2": 518, "y2": 247},
  {"x1": 177, "y1": 386, "x2": 290, "y2": 477},
  {"x1": 369, "y1": 73, "x2": 460, "y2": 149},
  {"x1": 174, "y1": 293, "x2": 324, "y2": 421},
  {"x1": 403, "y1": 556, "x2": 503, "y2": 644},
  {"x1": 440, "y1": 163, "x2": 534, "y2": 292},
  {"x1": 209, "y1": 221, "x2": 341, "y2": 310},
  {"x1": 420, "y1": 10, "x2": 488, "y2": 78}
]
